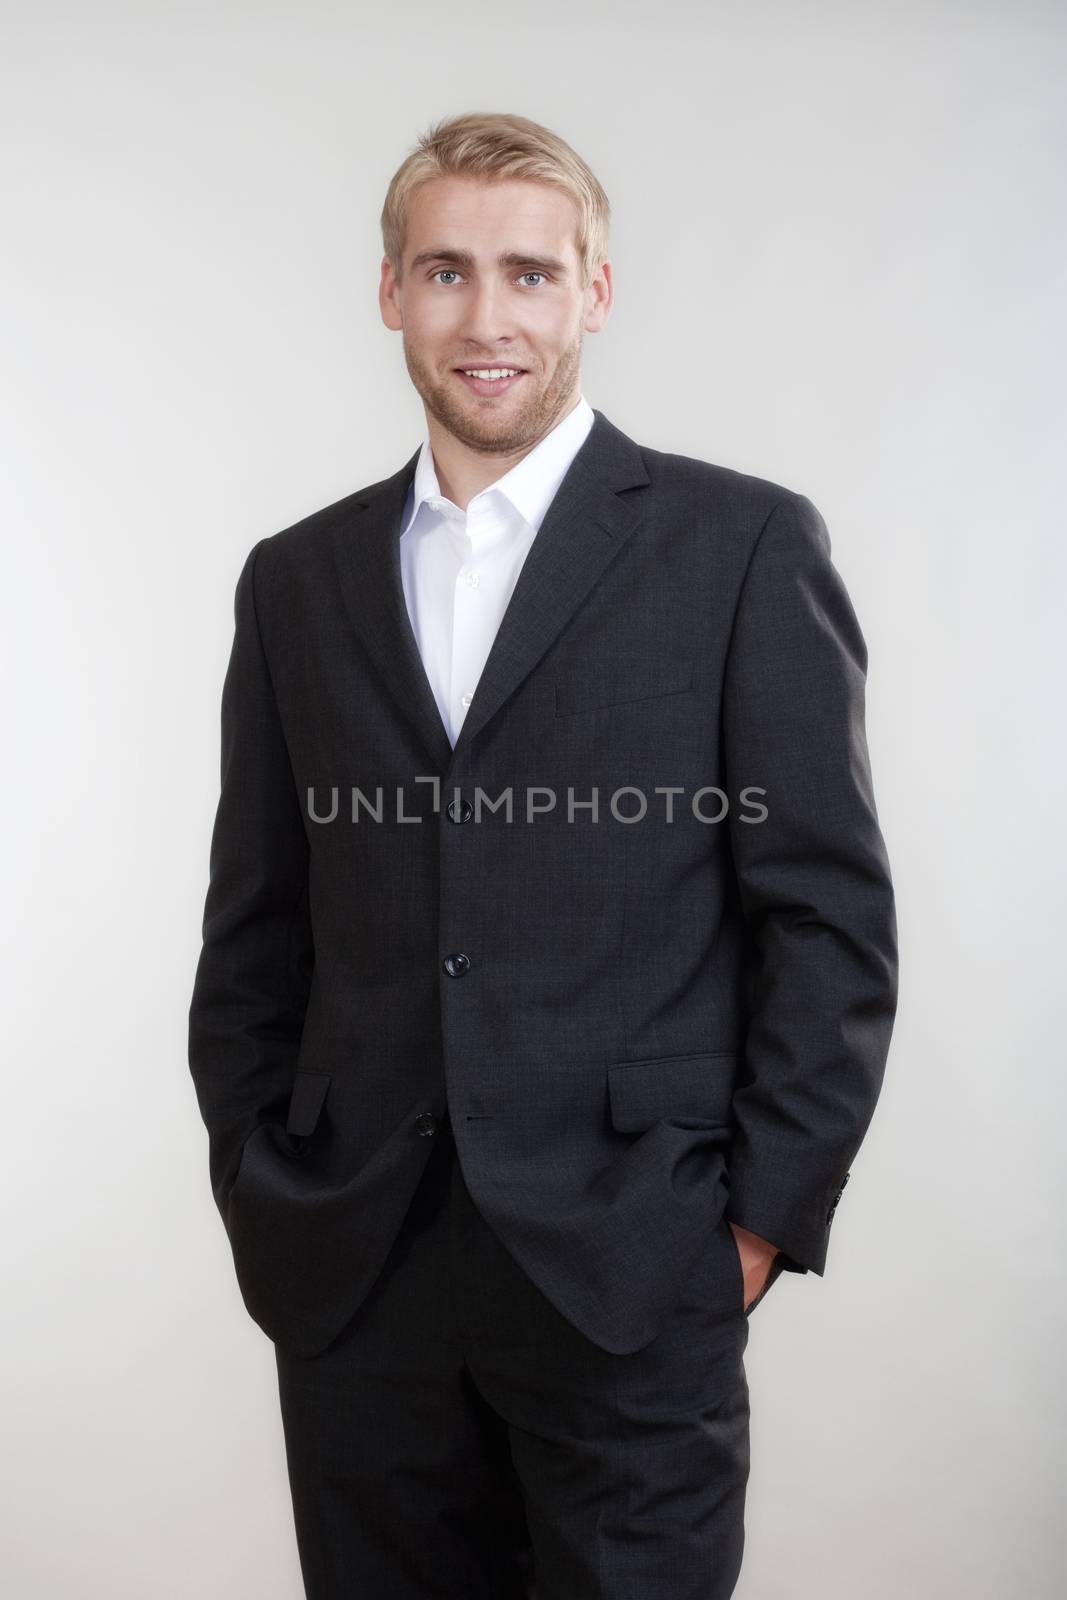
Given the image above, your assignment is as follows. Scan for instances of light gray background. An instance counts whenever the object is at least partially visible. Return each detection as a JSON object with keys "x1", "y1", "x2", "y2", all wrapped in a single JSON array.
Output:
[{"x1": 2, "y1": 3, "x2": 1064, "y2": 1596}]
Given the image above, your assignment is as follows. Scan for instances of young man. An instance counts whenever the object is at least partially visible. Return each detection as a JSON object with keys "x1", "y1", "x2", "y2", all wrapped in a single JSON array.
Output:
[{"x1": 188, "y1": 111, "x2": 898, "y2": 1599}]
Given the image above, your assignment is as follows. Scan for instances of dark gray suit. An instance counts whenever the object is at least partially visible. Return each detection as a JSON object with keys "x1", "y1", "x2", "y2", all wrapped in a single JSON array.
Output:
[{"x1": 188, "y1": 406, "x2": 897, "y2": 1596}]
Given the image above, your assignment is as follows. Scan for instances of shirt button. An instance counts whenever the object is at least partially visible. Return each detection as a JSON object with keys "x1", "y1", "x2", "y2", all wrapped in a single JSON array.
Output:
[
  {"x1": 461, "y1": 692, "x2": 473, "y2": 707},
  {"x1": 465, "y1": 571, "x2": 480, "y2": 587}
]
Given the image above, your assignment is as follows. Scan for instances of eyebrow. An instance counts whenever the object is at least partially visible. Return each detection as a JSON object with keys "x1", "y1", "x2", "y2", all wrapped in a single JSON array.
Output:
[{"x1": 408, "y1": 247, "x2": 568, "y2": 276}]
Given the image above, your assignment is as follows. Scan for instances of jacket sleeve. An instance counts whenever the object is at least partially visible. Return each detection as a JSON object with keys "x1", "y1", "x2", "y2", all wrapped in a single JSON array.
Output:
[
  {"x1": 721, "y1": 492, "x2": 898, "y2": 1275},
  {"x1": 187, "y1": 537, "x2": 314, "y2": 1223}
]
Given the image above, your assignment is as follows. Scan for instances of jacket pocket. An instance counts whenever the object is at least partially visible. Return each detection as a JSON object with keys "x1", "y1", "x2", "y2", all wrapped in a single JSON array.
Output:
[
  {"x1": 555, "y1": 659, "x2": 693, "y2": 717},
  {"x1": 607, "y1": 1050, "x2": 736, "y2": 1132},
  {"x1": 284, "y1": 1071, "x2": 332, "y2": 1139}
]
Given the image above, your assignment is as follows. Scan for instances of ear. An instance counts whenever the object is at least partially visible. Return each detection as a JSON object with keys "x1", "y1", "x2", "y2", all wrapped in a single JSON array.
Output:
[
  {"x1": 379, "y1": 254, "x2": 403, "y2": 331},
  {"x1": 584, "y1": 259, "x2": 613, "y2": 334}
]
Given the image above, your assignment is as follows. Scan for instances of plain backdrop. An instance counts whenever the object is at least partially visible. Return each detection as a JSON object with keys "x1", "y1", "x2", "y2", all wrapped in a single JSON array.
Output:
[{"x1": 2, "y1": 2, "x2": 1064, "y2": 1596}]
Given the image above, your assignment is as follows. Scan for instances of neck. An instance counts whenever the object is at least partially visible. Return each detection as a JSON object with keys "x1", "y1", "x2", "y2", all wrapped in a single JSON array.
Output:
[{"x1": 427, "y1": 389, "x2": 582, "y2": 511}]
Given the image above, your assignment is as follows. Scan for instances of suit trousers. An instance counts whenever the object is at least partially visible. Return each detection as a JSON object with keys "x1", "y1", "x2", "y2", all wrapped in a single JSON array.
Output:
[{"x1": 274, "y1": 1109, "x2": 753, "y2": 1599}]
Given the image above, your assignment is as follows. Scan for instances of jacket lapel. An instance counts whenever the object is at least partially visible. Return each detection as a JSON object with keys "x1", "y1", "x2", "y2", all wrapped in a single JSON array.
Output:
[
  {"x1": 329, "y1": 408, "x2": 652, "y2": 779},
  {"x1": 330, "y1": 443, "x2": 455, "y2": 775}
]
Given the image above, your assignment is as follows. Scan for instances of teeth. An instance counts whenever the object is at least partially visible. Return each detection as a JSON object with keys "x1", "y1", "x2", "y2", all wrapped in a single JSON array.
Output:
[{"x1": 462, "y1": 368, "x2": 521, "y2": 380}]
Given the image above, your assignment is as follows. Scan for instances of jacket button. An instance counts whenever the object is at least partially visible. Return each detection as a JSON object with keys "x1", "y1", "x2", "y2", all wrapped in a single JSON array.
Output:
[
  {"x1": 826, "y1": 1172, "x2": 851, "y2": 1223},
  {"x1": 447, "y1": 797, "x2": 474, "y2": 823},
  {"x1": 443, "y1": 953, "x2": 471, "y2": 977},
  {"x1": 414, "y1": 1111, "x2": 437, "y2": 1137}
]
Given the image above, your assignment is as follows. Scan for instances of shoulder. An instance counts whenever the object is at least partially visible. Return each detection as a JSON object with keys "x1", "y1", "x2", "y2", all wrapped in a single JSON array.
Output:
[
  {"x1": 634, "y1": 438, "x2": 826, "y2": 554},
  {"x1": 270, "y1": 474, "x2": 389, "y2": 552},
  {"x1": 241, "y1": 468, "x2": 402, "y2": 590}
]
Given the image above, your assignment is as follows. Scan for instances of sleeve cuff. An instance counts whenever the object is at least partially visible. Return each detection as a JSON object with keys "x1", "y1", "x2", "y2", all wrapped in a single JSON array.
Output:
[{"x1": 723, "y1": 1167, "x2": 852, "y2": 1277}]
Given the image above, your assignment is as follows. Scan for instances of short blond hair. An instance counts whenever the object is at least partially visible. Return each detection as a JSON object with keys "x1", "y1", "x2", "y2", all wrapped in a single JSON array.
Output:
[{"x1": 381, "y1": 111, "x2": 611, "y2": 290}]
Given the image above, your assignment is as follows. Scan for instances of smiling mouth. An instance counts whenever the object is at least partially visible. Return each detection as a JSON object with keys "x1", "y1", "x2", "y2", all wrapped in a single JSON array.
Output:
[{"x1": 454, "y1": 368, "x2": 528, "y2": 396}]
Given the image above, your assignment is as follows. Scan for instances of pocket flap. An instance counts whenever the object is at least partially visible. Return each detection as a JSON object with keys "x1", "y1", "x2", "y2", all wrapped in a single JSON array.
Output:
[
  {"x1": 285, "y1": 1071, "x2": 332, "y2": 1137},
  {"x1": 555, "y1": 659, "x2": 693, "y2": 717},
  {"x1": 607, "y1": 1051, "x2": 736, "y2": 1132}
]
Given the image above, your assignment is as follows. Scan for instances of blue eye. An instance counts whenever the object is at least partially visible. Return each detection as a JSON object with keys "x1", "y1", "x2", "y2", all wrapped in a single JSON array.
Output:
[{"x1": 429, "y1": 270, "x2": 547, "y2": 288}]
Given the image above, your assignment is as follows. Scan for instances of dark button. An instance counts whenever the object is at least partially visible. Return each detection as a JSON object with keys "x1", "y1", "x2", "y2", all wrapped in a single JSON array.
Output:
[
  {"x1": 826, "y1": 1171, "x2": 851, "y2": 1223},
  {"x1": 447, "y1": 797, "x2": 474, "y2": 823},
  {"x1": 443, "y1": 952, "x2": 471, "y2": 977},
  {"x1": 414, "y1": 1111, "x2": 437, "y2": 1137}
]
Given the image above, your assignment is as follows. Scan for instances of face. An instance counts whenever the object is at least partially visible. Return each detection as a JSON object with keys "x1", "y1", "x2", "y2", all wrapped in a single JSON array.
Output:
[{"x1": 379, "y1": 176, "x2": 611, "y2": 455}]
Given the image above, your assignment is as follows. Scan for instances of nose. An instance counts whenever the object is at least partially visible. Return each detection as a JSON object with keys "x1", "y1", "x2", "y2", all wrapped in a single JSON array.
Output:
[{"x1": 460, "y1": 278, "x2": 517, "y2": 351}]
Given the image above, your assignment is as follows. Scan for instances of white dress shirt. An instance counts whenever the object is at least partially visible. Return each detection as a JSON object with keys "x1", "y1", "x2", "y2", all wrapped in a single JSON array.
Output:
[{"x1": 398, "y1": 393, "x2": 596, "y2": 747}]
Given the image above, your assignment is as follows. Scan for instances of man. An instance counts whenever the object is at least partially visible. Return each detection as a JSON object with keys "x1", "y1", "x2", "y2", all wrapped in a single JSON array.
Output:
[{"x1": 188, "y1": 111, "x2": 898, "y2": 1599}]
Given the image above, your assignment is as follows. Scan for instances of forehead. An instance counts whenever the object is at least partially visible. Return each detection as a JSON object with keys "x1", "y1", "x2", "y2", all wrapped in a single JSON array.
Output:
[{"x1": 405, "y1": 176, "x2": 580, "y2": 259}]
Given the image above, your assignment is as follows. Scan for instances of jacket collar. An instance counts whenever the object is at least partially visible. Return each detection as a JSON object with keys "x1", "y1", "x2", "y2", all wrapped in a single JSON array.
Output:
[{"x1": 329, "y1": 406, "x2": 651, "y2": 779}]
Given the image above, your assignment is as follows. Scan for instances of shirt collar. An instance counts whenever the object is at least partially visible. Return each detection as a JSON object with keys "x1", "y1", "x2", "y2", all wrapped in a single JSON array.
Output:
[{"x1": 399, "y1": 394, "x2": 595, "y2": 540}]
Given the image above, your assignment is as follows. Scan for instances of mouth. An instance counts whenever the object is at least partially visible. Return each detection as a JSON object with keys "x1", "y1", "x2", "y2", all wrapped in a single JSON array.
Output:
[{"x1": 453, "y1": 367, "x2": 528, "y2": 397}]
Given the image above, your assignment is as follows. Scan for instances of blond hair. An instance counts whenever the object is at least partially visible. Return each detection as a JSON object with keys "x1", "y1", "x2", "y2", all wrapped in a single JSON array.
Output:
[{"x1": 381, "y1": 112, "x2": 611, "y2": 290}]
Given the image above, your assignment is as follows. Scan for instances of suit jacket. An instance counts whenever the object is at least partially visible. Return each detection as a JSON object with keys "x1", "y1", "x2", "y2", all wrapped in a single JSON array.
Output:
[{"x1": 188, "y1": 407, "x2": 898, "y2": 1360}]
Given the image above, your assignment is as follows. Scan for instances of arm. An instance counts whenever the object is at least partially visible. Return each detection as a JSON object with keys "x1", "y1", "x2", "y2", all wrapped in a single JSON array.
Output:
[
  {"x1": 187, "y1": 537, "x2": 314, "y2": 1223},
  {"x1": 721, "y1": 492, "x2": 898, "y2": 1275}
]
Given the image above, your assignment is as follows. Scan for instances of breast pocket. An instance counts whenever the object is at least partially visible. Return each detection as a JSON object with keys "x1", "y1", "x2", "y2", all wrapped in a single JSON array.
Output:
[{"x1": 555, "y1": 658, "x2": 694, "y2": 717}]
